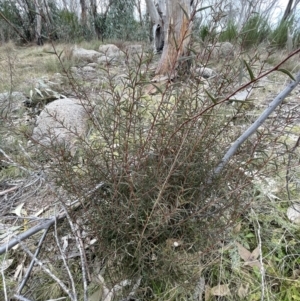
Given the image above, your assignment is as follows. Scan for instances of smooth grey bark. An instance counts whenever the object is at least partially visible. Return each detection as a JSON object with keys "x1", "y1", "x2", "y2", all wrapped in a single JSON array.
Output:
[
  {"x1": 210, "y1": 72, "x2": 300, "y2": 182},
  {"x1": 34, "y1": 0, "x2": 42, "y2": 45},
  {"x1": 145, "y1": 0, "x2": 165, "y2": 52},
  {"x1": 282, "y1": 0, "x2": 294, "y2": 21}
]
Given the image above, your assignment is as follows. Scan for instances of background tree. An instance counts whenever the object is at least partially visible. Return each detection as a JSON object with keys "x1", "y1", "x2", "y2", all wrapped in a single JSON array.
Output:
[
  {"x1": 146, "y1": 0, "x2": 193, "y2": 76},
  {"x1": 282, "y1": 0, "x2": 300, "y2": 21}
]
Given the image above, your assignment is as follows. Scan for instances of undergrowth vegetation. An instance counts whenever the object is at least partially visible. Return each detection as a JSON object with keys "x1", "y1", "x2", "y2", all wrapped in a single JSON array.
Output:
[
  {"x1": 1, "y1": 1, "x2": 300, "y2": 300},
  {"x1": 0, "y1": 37, "x2": 300, "y2": 300}
]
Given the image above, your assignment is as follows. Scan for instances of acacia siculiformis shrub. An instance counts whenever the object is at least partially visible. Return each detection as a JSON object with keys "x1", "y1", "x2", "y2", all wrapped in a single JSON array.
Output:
[{"x1": 43, "y1": 55, "x2": 254, "y2": 296}]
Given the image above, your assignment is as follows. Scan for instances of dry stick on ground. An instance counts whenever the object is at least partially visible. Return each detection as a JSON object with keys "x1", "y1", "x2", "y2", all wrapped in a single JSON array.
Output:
[
  {"x1": 0, "y1": 214, "x2": 64, "y2": 255},
  {"x1": 14, "y1": 239, "x2": 76, "y2": 301},
  {"x1": 13, "y1": 295, "x2": 32, "y2": 301},
  {"x1": 0, "y1": 182, "x2": 106, "y2": 255},
  {"x1": 16, "y1": 227, "x2": 50, "y2": 295},
  {"x1": 53, "y1": 212, "x2": 78, "y2": 301},
  {"x1": 208, "y1": 71, "x2": 300, "y2": 183},
  {"x1": 0, "y1": 186, "x2": 19, "y2": 196},
  {"x1": 0, "y1": 182, "x2": 106, "y2": 254},
  {"x1": 60, "y1": 202, "x2": 89, "y2": 301},
  {"x1": 1, "y1": 255, "x2": 8, "y2": 301}
]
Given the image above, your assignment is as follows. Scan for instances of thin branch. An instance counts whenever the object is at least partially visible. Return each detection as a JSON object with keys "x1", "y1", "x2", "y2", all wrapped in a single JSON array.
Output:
[
  {"x1": 13, "y1": 295, "x2": 33, "y2": 301},
  {"x1": 209, "y1": 71, "x2": 300, "y2": 182},
  {"x1": 0, "y1": 182, "x2": 106, "y2": 255},
  {"x1": 1, "y1": 260, "x2": 8, "y2": 301},
  {"x1": 62, "y1": 205, "x2": 87, "y2": 301},
  {"x1": 0, "y1": 214, "x2": 65, "y2": 255},
  {"x1": 16, "y1": 240, "x2": 75, "y2": 300},
  {"x1": 170, "y1": 48, "x2": 300, "y2": 144},
  {"x1": 0, "y1": 186, "x2": 19, "y2": 196},
  {"x1": 54, "y1": 215, "x2": 78, "y2": 301},
  {"x1": 17, "y1": 227, "x2": 50, "y2": 294}
]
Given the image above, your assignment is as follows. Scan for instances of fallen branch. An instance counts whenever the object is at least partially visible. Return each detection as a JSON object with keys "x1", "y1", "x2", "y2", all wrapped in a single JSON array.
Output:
[
  {"x1": 15, "y1": 239, "x2": 76, "y2": 301},
  {"x1": 0, "y1": 182, "x2": 106, "y2": 255},
  {"x1": 17, "y1": 227, "x2": 50, "y2": 294},
  {"x1": 0, "y1": 186, "x2": 19, "y2": 196},
  {"x1": 209, "y1": 71, "x2": 300, "y2": 182},
  {"x1": 0, "y1": 214, "x2": 65, "y2": 255}
]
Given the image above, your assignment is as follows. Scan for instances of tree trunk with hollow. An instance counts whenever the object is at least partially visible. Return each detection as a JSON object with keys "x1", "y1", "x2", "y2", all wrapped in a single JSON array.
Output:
[
  {"x1": 146, "y1": 0, "x2": 193, "y2": 78},
  {"x1": 155, "y1": 0, "x2": 192, "y2": 76}
]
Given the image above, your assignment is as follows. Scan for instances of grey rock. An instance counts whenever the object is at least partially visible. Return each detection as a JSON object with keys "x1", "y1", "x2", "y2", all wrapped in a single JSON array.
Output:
[
  {"x1": 210, "y1": 42, "x2": 235, "y2": 59},
  {"x1": 195, "y1": 67, "x2": 216, "y2": 79},
  {"x1": 32, "y1": 98, "x2": 90, "y2": 148},
  {"x1": 87, "y1": 63, "x2": 98, "y2": 68},
  {"x1": 98, "y1": 44, "x2": 122, "y2": 57},
  {"x1": 98, "y1": 44, "x2": 124, "y2": 65},
  {"x1": 82, "y1": 66, "x2": 95, "y2": 72},
  {"x1": 124, "y1": 44, "x2": 144, "y2": 63},
  {"x1": 125, "y1": 44, "x2": 143, "y2": 56},
  {"x1": 71, "y1": 47, "x2": 102, "y2": 63}
]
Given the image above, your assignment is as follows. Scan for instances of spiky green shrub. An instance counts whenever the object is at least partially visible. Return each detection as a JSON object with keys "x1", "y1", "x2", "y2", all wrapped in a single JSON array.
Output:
[
  {"x1": 199, "y1": 24, "x2": 210, "y2": 41},
  {"x1": 53, "y1": 9, "x2": 93, "y2": 42},
  {"x1": 26, "y1": 52, "x2": 263, "y2": 300},
  {"x1": 2, "y1": 38, "x2": 300, "y2": 301},
  {"x1": 219, "y1": 20, "x2": 239, "y2": 42},
  {"x1": 0, "y1": 0, "x2": 36, "y2": 43},
  {"x1": 241, "y1": 14, "x2": 271, "y2": 48},
  {"x1": 104, "y1": 0, "x2": 144, "y2": 41},
  {"x1": 271, "y1": 18, "x2": 295, "y2": 49}
]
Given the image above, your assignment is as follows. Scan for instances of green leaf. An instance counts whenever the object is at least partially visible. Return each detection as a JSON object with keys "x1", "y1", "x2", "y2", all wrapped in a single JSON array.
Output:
[
  {"x1": 278, "y1": 68, "x2": 296, "y2": 81},
  {"x1": 205, "y1": 90, "x2": 217, "y2": 104},
  {"x1": 34, "y1": 88, "x2": 44, "y2": 97},
  {"x1": 58, "y1": 50, "x2": 64, "y2": 59},
  {"x1": 152, "y1": 84, "x2": 163, "y2": 94},
  {"x1": 179, "y1": 4, "x2": 189, "y2": 20},
  {"x1": 243, "y1": 60, "x2": 255, "y2": 81},
  {"x1": 43, "y1": 51, "x2": 56, "y2": 55},
  {"x1": 195, "y1": 6, "x2": 212, "y2": 13}
]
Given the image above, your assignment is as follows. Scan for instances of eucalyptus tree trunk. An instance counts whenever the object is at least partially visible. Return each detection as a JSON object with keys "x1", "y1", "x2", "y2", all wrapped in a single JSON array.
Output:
[
  {"x1": 90, "y1": 0, "x2": 98, "y2": 38},
  {"x1": 155, "y1": 0, "x2": 192, "y2": 76},
  {"x1": 145, "y1": 0, "x2": 165, "y2": 52},
  {"x1": 282, "y1": 0, "x2": 294, "y2": 21},
  {"x1": 34, "y1": 0, "x2": 43, "y2": 45},
  {"x1": 80, "y1": 0, "x2": 88, "y2": 26}
]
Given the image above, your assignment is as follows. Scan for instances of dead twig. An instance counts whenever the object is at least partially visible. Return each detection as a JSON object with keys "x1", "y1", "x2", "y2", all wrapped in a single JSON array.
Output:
[
  {"x1": 0, "y1": 186, "x2": 19, "y2": 196},
  {"x1": 16, "y1": 239, "x2": 76, "y2": 300},
  {"x1": 17, "y1": 227, "x2": 50, "y2": 294},
  {"x1": 0, "y1": 214, "x2": 65, "y2": 255},
  {"x1": 53, "y1": 210, "x2": 78, "y2": 301}
]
